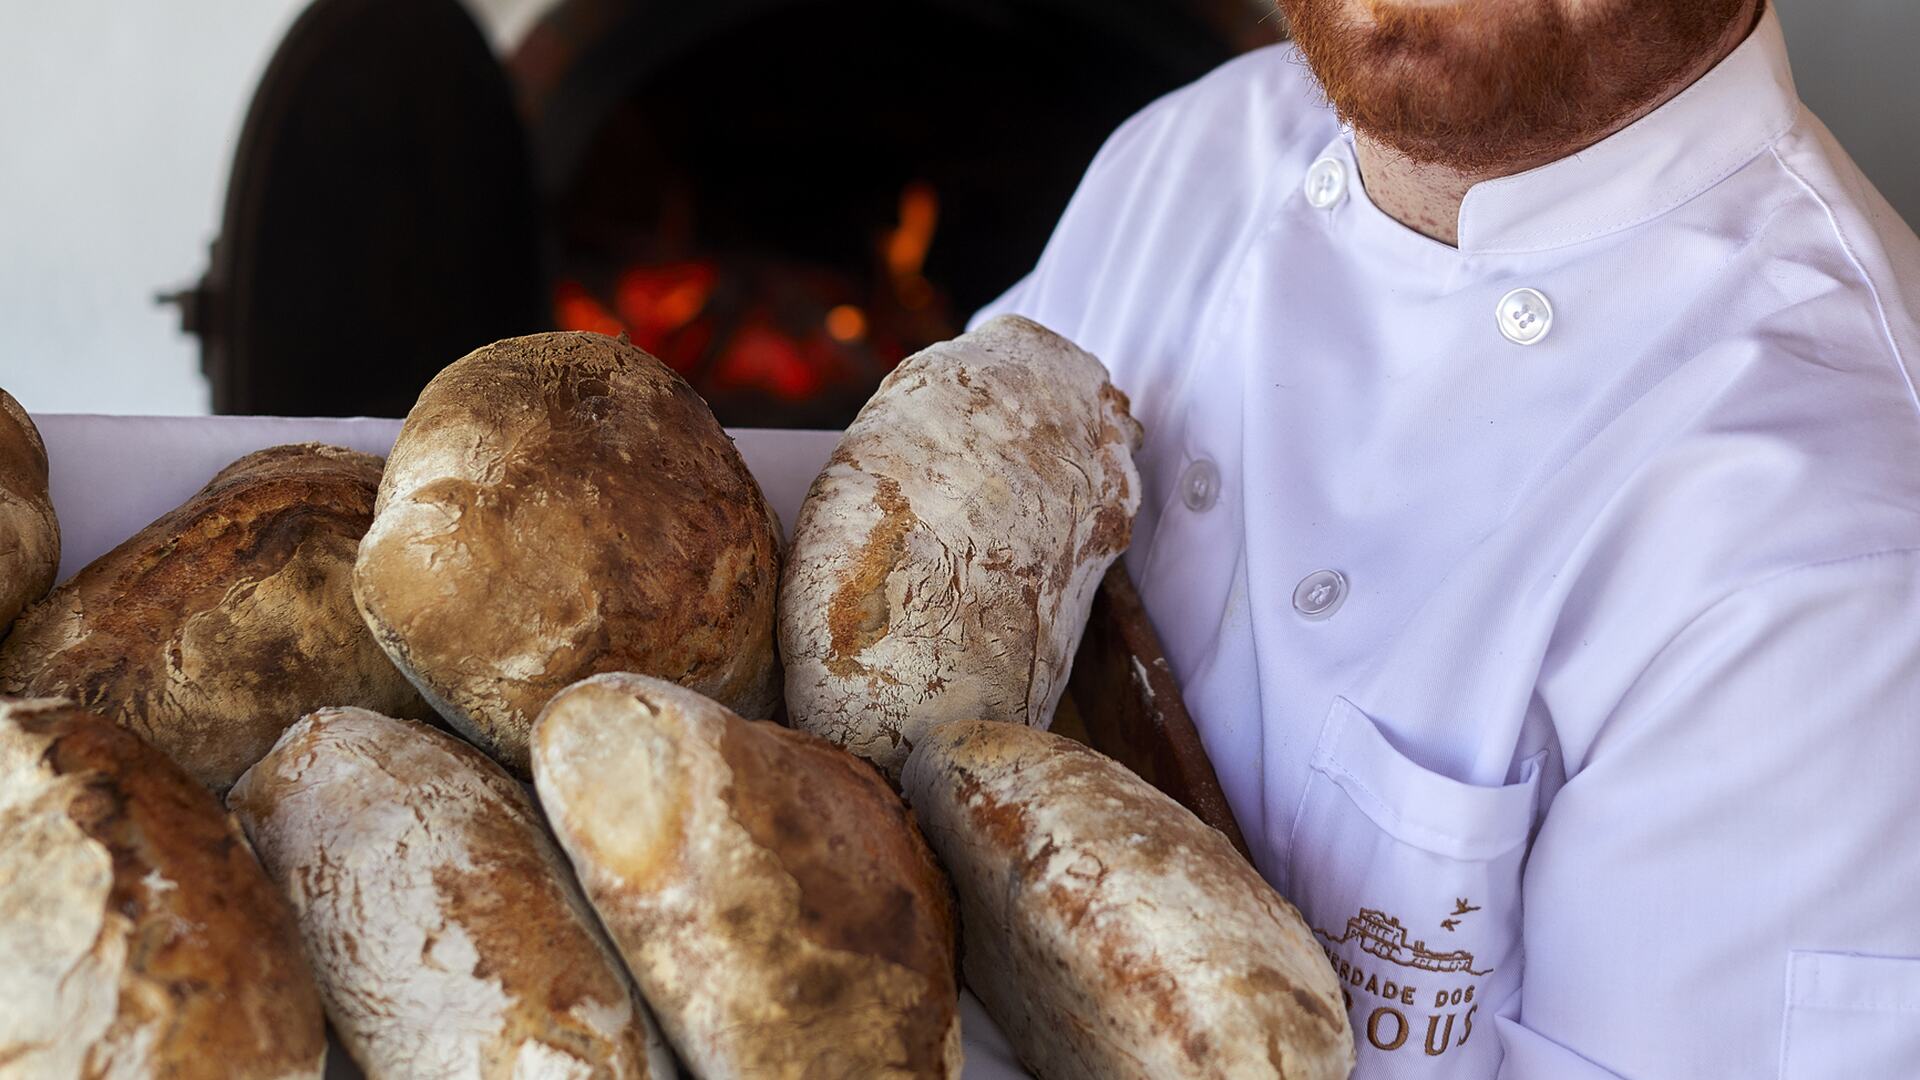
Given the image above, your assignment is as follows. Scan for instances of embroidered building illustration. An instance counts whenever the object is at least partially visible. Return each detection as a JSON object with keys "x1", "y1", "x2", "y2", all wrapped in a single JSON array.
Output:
[{"x1": 1317, "y1": 908, "x2": 1486, "y2": 975}]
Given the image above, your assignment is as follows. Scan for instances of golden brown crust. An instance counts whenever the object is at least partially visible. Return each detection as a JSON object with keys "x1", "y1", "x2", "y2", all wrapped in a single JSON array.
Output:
[
  {"x1": 532, "y1": 673, "x2": 961, "y2": 1078},
  {"x1": 0, "y1": 698, "x2": 325, "y2": 1078},
  {"x1": 717, "y1": 715, "x2": 960, "y2": 1076},
  {"x1": 902, "y1": 721, "x2": 1354, "y2": 1080},
  {"x1": 0, "y1": 389, "x2": 59, "y2": 634},
  {"x1": 354, "y1": 331, "x2": 783, "y2": 777},
  {"x1": 0, "y1": 443, "x2": 425, "y2": 792},
  {"x1": 227, "y1": 707, "x2": 673, "y2": 1078}
]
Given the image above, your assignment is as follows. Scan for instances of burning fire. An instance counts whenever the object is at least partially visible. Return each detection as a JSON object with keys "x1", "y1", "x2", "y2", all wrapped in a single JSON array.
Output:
[
  {"x1": 552, "y1": 181, "x2": 952, "y2": 412},
  {"x1": 885, "y1": 181, "x2": 939, "y2": 311},
  {"x1": 553, "y1": 280, "x2": 623, "y2": 339},
  {"x1": 615, "y1": 263, "x2": 715, "y2": 342}
]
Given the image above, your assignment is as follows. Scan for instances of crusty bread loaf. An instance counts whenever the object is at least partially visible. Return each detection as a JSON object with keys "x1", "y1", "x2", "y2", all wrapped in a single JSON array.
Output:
[
  {"x1": 532, "y1": 673, "x2": 961, "y2": 1079},
  {"x1": 0, "y1": 390, "x2": 58, "y2": 634},
  {"x1": 780, "y1": 315, "x2": 1141, "y2": 782},
  {"x1": 902, "y1": 721, "x2": 1354, "y2": 1080},
  {"x1": 0, "y1": 443, "x2": 424, "y2": 792},
  {"x1": 228, "y1": 707, "x2": 674, "y2": 1079},
  {"x1": 354, "y1": 331, "x2": 783, "y2": 778},
  {"x1": 0, "y1": 698, "x2": 326, "y2": 1078}
]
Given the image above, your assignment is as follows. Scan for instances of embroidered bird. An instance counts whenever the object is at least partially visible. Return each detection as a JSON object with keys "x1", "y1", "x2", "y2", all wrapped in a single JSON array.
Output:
[
  {"x1": 1452, "y1": 898, "x2": 1481, "y2": 916},
  {"x1": 1440, "y1": 918, "x2": 1461, "y2": 932}
]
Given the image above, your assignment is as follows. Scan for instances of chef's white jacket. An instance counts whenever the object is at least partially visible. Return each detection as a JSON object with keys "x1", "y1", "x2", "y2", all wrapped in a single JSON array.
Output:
[{"x1": 972, "y1": 9, "x2": 1920, "y2": 1078}]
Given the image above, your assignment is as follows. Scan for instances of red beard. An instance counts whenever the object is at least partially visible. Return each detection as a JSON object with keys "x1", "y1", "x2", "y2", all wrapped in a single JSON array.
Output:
[{"x1": 1276, "y1": 0, "x2": 1757, "y2": 174}]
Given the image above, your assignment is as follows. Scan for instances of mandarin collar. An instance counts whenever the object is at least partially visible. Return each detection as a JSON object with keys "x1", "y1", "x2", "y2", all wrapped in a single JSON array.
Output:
[{"x1": 1446, "y1": 6, "x2": 1800, "y2": 255}]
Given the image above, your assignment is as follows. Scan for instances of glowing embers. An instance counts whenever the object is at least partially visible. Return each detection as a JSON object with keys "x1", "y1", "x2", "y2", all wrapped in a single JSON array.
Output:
[{"x1": 553, "y1": 182, "x2": 955, "y2": 424}]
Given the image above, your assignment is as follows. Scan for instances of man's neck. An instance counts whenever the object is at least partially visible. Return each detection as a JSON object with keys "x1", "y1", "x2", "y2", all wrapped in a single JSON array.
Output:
[
  {"x1": 1349, "y1": 143, "x2": 1484, "y2": 246},
  {"x1": 1352, "y1": 3, "x2": 1766, "y2": 247}
]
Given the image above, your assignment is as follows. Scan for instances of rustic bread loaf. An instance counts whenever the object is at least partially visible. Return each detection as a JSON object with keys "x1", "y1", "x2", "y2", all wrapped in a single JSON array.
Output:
[
  {"x1": 0, "y1": 390, "x2": 58, "y2": 634},
  {"x1": 0, "y1": 698, "x2": 326, "y2": 1079},
  {"x1": 354, "y1": 331, "x2": 783, "y2": 778},
  {"x1": 532, "y1": 672, "x2": 961, "y2": 1079},
  {"x1": 0, "y1": 443, "x2": 424, "y2": 792},
  {"x1": 902, "y1": 720, "x2": 1354, "y2": 1080},
  {"x1": 780, "y1": 315, "x2": 1141, "y2": 782},
  {"x1": 228, "y1": 707, "x2": 674, "y2": 1079}
]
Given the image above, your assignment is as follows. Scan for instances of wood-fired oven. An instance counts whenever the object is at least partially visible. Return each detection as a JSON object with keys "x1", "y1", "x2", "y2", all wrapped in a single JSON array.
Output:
[{"x1": 168, "y1": 0, "x2": 1278, "y2": 425}]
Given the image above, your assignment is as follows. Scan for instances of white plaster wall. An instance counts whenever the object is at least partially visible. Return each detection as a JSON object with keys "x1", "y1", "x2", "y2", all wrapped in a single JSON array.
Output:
[
  {"x1": 0, "y1": 0, "x2": 1911, "y2": 417},
  {"x1": 0, "y1": 0, "x2": 309, "y2": 414},
  {"x1": 0, "y1": 0, "x2": 547, "y2": 416}
]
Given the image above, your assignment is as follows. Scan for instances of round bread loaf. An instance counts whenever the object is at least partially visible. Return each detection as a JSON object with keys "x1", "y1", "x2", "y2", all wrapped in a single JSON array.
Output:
[
  {"x1": 0, "y1": 443, "x2": 424, "y2": 792},
  {"x1": 902, "y1": 720, "x2": 1354, "y2": 1080},
  {"x1": 0, "y1": 389, "x2": 59, "y2": 634},
  {"x1": 228, "y1": 706, "x2": 674, "y2": 1079},
  {"x1": 354, "y1": 331, "x2": 783, "y2": 778},
  {"x1": 0, "y1": 697, "x2": 326, "y2": 1079},
  {"x1": 532, "y1": 673, "x2": 961, "y2": 1079},
  {"x1": 780, "y1": 315, "x2": 1141, "y2": 782}
]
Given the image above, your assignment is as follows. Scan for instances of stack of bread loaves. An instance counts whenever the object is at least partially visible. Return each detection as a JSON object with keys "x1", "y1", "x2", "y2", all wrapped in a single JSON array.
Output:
[
  {"x1": 0, "y1": 318, "x2": 1352, "y2": 1079},
  {"x1": 779, "y1": 316, "x2": 1353, "y2": 1078}
]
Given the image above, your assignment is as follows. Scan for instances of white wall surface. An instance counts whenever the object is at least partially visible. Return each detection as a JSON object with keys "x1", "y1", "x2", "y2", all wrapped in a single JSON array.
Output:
[
  {"x1": 0, "y1": 0, "x2": 307, "y2": 414},
  {"x1": 0, "y1": 0, "x2": 546, "y2": 417},
  {"x1": 0, "y1": 0, "x2": 1912, "y2": 417}
]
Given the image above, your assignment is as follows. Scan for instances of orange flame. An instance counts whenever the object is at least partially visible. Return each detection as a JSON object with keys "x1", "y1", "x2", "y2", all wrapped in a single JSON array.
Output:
[
  {"x1": 885, "y1": 181, "x2": 939, "y2": 310},
  {"x1": 715, "y1": 317, "x2": 824, "y2": 401},
  {"x1": 553, "y1": 279, "x2": 625, "y2": 337},
  {"x1": 616, "y1": 262, "x2": 716, "y2": 342}
]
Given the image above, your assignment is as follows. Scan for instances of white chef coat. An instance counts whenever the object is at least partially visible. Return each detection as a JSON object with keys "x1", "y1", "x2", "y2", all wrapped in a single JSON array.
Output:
[{"x1": 971, "y1": 8, "x2": 1920, "y2": 1078}]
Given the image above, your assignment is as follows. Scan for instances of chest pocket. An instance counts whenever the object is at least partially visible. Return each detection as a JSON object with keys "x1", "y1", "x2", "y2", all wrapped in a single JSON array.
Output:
[
  {"x1": 1781, "y1": 951, "x2": 1920, "y2": 1079},
  {"x1": 1287, "y1": 696, "x2": 1544, "y2": 1079}
]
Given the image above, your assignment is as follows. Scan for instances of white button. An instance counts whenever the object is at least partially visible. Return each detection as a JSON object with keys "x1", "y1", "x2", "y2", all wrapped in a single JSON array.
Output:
[
  {"x1": 1181, "y1": 458, "x2": 1220, "y2": 512},
  {"x1": 1292, "y1": 568, "x2": 1348, "y2": 620},
  {"x1": 1496, "y1": 287, "x2": 1554, "y2": 346},
  {"x1": 1304, "y1": 157, "x2": 1348, "y2": 209}
]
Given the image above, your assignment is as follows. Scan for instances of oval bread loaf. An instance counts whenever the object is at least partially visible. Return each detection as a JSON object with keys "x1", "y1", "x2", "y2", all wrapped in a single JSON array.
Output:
[
  {"x1": 779, "y1": 314, "x2": 1141, "y2": 782},
  {"x1": 0, "y1": 390, "x2": 59, "y2": 633},
  {"x1": 532, "y1": 673, "x2": 961, "y2": 1079},
  {"x1": 902, "y1": 720, "x2": 1354, "y2": 1080},
  {"x1": 0, "y1": 697, "x2": 326, "y2": 1079},
  {"x1": 0, "y1": 443, "x2": 425, "y2": 792},
  {"x1": 228, "y1": 706, "x2": 675, "y2": 1080},
  {"x1": 354, "y1": 331, "x2": 784, "y2": 778}
]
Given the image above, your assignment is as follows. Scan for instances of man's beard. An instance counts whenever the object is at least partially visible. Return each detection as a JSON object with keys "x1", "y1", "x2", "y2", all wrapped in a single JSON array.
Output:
[{"x1": 1276, "y1": 0, "x2": 1756, "y2": 174}]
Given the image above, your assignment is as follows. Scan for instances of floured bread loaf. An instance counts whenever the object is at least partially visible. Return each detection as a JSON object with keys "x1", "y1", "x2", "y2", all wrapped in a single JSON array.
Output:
[
  {"x1": 903, "y1": 721, "x2": 1354, "y2": 1080},
  {"x1": 780, "y1": 315, "x2": 1141, "y2": 781},
  {"x1": 0, "y1": 390, "x2": 58, "y2": 634},
  {"x1": 0, "y1": 443, "x2": 423, "y2": 792},
  {"x1": 533, "y1": 673, "x2": 961, "y2": 1079},
  {"x1": 0, "y1": 698, "x2": 326, "y2": 1079},
  {"x1": 229, "y1": 707, "x2": 674, "y2": 1079},
  {"x1": 354, "y1": 331, "x2": 784, "y2": 778}
]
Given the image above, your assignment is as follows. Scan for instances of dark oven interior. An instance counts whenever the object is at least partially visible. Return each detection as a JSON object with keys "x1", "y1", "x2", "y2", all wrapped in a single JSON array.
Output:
[{"x1": 178, "y1": 0, "x2": 1277, "y2": 425}]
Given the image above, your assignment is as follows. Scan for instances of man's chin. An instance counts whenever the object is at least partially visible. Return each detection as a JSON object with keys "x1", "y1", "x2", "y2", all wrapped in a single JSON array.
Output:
[{"x1": 1278, "y1": 0, "x2": 1754, "y2": 175}]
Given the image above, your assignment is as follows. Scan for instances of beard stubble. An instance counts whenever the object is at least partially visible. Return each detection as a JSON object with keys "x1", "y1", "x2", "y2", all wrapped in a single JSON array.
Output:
[{"x1": 1276, "y1": 0, "x2": 1757, "y2": 174}]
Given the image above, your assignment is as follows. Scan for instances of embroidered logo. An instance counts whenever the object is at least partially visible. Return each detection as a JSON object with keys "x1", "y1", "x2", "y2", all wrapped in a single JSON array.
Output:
[
  {"x1": 1313, "y1": 907, "x2": 1491, "y2": 976},
  {"x1": 1310, "y1": 904, "x2": 1490, "y2": 1058}
]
